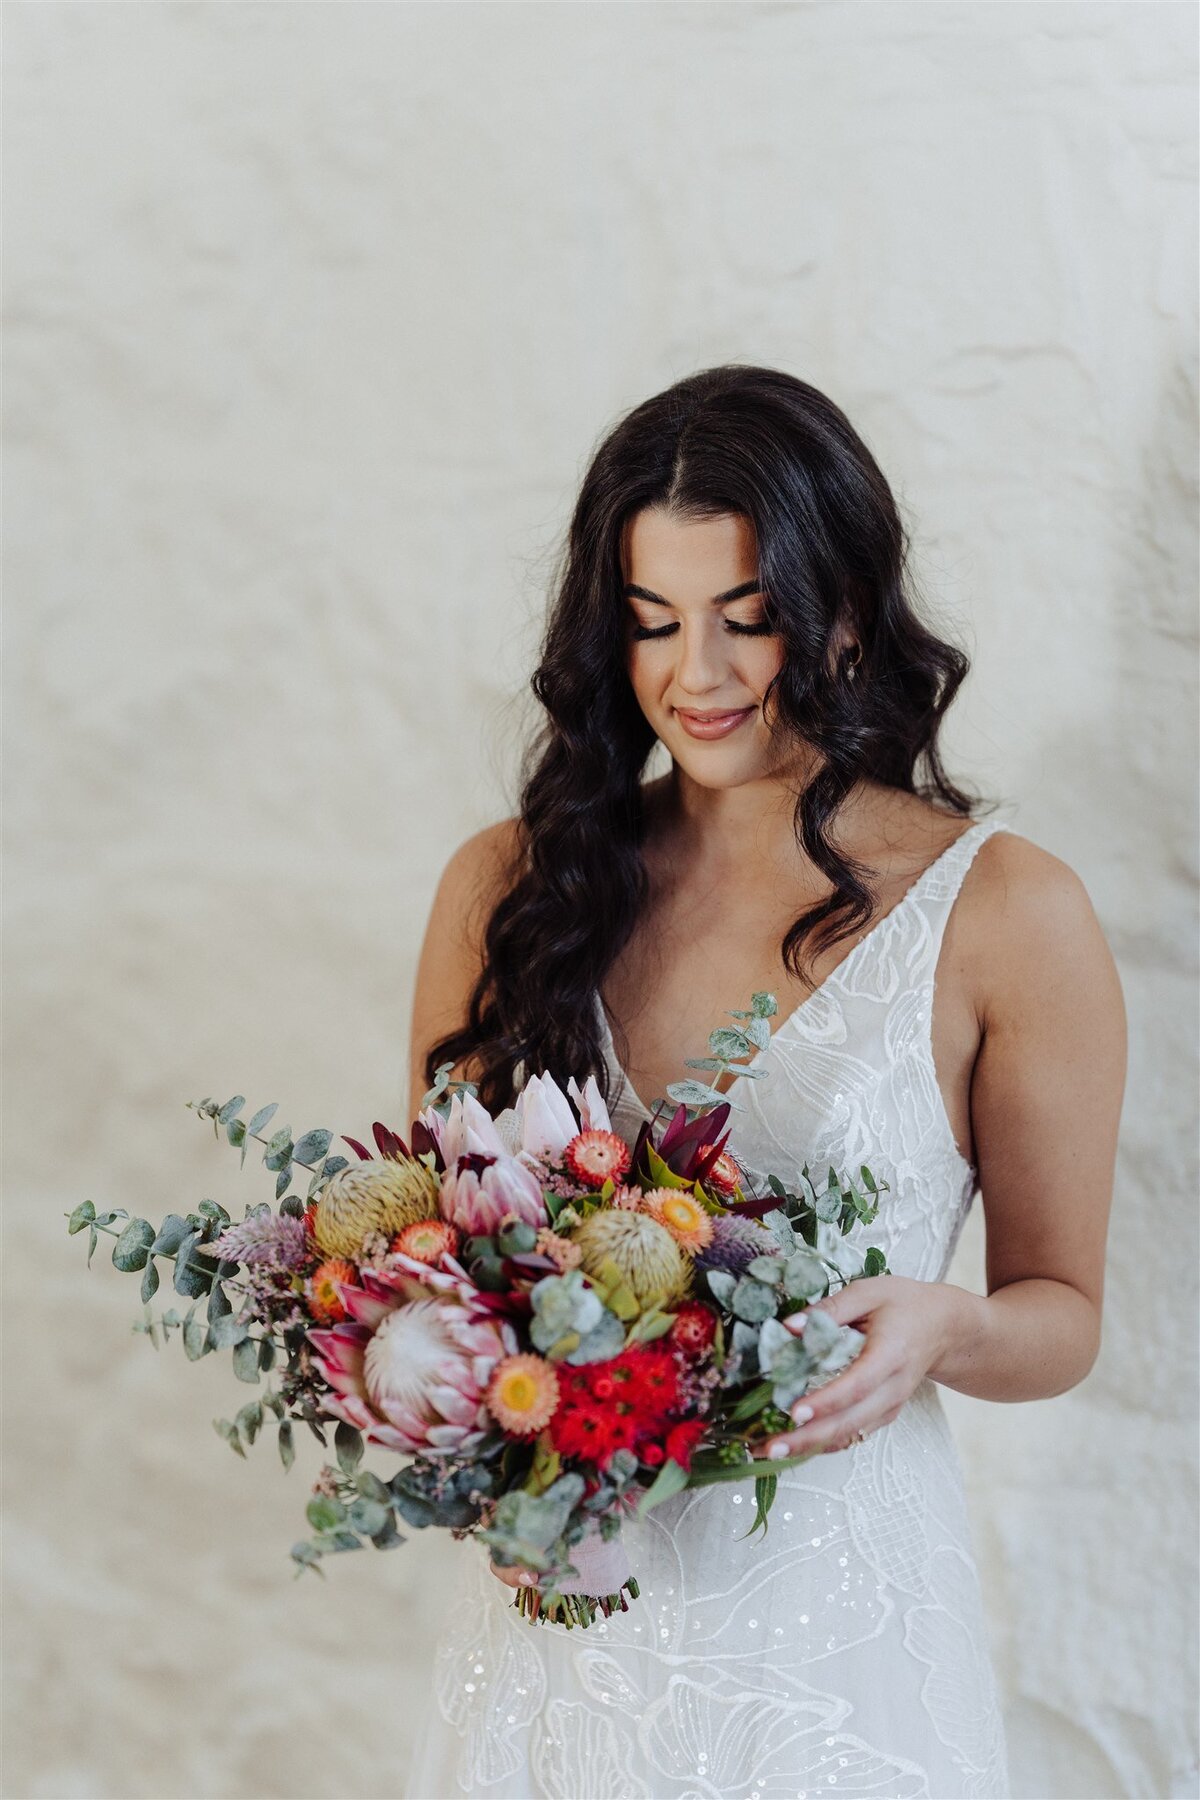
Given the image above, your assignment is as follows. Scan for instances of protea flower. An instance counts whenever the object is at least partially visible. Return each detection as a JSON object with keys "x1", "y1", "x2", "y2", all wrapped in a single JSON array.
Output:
[
  {"x1": 306, "y1": 1252, "x2": 517, "y2": 1455},
  {"x1": 693, "y1": 1211, "x2": 778, "y2": 1276},
  {"x1": 417, "y1": 1089, "x2": 508, "y2": 1166},
  {"x1": 439, "y1": 1151, "x2": 548, "y2": 1237},
  {"x1": 312, "y1": 1157, "x2": 439, "y2": 1261},
  {"x1": 570, "y1": 1208, "x2": 692, "y2": 1308}
]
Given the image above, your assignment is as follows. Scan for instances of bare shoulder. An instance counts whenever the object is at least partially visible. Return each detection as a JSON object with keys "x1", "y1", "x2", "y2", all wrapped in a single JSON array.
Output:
[
  {"x1": 407, "y1": 815, "x2": 524, "y2": 1117},
  {"x1": 962, "y1": 825, "x2": 1127, "y2": 1038},
  {"x1": 434, "y1": 814, "x2": 525, "y2": 941}
]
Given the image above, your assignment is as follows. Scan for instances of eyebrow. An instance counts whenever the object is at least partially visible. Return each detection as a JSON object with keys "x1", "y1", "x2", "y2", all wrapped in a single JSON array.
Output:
[{"x1": 623, "y1": 581, "x2": 763, "y2": 607}]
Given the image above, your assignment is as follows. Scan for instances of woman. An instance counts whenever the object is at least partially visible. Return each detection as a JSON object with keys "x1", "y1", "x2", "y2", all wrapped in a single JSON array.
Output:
[{"x1": 402, "y1": 366, "x2": 1126, "y2": 1798}]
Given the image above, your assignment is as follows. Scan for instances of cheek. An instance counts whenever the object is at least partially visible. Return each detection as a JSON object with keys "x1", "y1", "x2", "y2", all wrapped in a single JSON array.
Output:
[
  {"x1": 625, "y1": 642, "x2": 665, "y2": 696},
  {"x1": 746, "y1": 642, "x2": 786, "y2": 712}
]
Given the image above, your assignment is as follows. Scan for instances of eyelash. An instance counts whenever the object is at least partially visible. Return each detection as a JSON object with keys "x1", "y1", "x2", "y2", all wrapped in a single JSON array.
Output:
[{"x1": 630, "y1": 620, "x2": 775, "y2": 641}]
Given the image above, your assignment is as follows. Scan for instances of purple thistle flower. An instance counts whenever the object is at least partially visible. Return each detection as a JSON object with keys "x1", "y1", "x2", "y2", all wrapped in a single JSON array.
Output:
[
  {"x1": 693, "y1": 1212, "x2": 778, "y2": 1277},
  {"x1": 204, "y1": 1209, "x2": 308, "y2": 1270}
]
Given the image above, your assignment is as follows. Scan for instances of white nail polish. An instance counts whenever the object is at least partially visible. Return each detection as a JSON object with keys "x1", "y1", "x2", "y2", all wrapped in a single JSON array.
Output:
[
  {"x1": 791, "y1": 1403, "x2": 814, "y2": 1424},
  {"x1": 767, "y1": 1441, "x2": 790, "y2": 1459}
]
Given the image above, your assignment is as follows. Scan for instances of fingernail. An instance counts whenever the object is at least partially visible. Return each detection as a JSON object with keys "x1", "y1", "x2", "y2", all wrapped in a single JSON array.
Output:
[
  {"x1": 767, "y1": 1441, "x2": 791, "y2": 1459},
  {"x1": 518, "y1": 1571, "x2": 535, "y2": 1586},
  {"x1": 791, "y1": 1403, "x2": 814, "y2": 1423}
]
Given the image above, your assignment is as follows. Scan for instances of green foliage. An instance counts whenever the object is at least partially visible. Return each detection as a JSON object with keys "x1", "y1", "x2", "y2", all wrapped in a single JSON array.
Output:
[{"x1": 664, "y1": 991, "x2": 779, "y2": 1115}]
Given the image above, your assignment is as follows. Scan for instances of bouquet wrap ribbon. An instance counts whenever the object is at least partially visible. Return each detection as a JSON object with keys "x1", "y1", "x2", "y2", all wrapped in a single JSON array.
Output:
[{"x1": 549, "y1": 1525, "x2": 633, "y2": 1597}]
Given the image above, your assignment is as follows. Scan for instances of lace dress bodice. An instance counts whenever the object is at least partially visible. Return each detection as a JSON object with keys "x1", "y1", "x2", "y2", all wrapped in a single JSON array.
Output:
[{"x1": 405, "y1": 815, "x2": 1013, "y2": 1800}]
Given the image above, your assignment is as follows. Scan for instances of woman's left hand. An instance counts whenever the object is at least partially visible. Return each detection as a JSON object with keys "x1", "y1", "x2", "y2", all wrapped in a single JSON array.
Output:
[{"x1": 749, "y1": 1275, "x2": 962, "y2": 1460}]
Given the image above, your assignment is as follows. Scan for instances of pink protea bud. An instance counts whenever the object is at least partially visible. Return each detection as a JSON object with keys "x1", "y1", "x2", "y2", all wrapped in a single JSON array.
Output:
[{"x1": 438, "y1": 1151, "x2": 549, "y2": 1237}]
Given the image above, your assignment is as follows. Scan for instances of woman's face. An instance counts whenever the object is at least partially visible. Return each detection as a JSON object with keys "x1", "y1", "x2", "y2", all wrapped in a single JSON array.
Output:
[{"x1": 622, "y1": 506, "x2": 797, "y2": 787}]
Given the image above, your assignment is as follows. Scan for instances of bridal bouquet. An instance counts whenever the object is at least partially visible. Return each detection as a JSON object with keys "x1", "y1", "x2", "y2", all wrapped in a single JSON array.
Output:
[{"x1": 65, "y1": 992, "x2": 890, "y2": 1629}]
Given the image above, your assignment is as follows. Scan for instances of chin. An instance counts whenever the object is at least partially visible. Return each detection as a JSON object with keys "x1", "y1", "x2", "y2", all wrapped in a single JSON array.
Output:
[{"x1": 667, "y1": 743, "x2": 773, "y2": 787}]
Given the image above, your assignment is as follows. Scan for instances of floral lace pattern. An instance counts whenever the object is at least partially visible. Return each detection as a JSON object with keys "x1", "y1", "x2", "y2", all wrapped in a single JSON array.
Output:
[{"x1": 405, "y1": 817, "x2": 1013, "y2": 1800}]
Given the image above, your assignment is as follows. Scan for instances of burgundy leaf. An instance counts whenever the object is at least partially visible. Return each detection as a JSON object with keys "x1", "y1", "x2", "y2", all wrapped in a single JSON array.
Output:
[
  {"x1": 373, "y1": 1122, "x2": 410, "y2": 1161},
  {"x1": 410, "y1": 1118, "x2": 445, "y2": 1172}
]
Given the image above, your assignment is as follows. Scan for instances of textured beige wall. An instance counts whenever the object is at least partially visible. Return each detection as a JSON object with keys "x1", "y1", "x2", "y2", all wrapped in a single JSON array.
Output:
[{"x1": 4, "y1": 4, "x2": 1196, "y2": 1797}]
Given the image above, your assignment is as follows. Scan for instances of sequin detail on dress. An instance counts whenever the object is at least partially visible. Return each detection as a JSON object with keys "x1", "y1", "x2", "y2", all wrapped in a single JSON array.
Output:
[{"x1": 405, "y1": 815, "x2": 1013, "y2": 1799}]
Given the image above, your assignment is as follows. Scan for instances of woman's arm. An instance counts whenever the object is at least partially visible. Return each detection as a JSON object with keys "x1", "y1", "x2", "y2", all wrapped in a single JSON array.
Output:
[
  {"x1": 406, "y1": 817, "x2": 522, "y2": 1125},
  {"x1": 755, "y1": 833, "x2": 1128, "y2": 1457},
  {"x1": 931, "y1": 833, "x2": 1127, "y2": 1397}
]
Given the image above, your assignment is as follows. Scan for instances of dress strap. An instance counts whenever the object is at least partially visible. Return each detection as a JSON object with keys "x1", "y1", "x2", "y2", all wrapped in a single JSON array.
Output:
[{"x1": 906, "y1": 814, "x2": 1012, "y2": 987}]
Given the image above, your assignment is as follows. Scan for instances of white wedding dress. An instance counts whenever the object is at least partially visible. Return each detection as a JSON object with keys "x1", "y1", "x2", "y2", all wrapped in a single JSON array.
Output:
[{"x1": 405, "y1": 816, "x2": 1012, "y2": 1799}]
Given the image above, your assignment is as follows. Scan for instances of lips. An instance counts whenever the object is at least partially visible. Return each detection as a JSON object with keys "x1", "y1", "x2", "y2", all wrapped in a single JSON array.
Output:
[{"x1": 675, "y1": 706, "x2": 756, "y2": 740}]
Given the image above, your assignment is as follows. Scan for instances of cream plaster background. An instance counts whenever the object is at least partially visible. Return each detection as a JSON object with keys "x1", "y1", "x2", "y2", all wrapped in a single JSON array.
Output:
[{"x1": 4, "y1": 4, "x2": 1197, "y2": 1797}]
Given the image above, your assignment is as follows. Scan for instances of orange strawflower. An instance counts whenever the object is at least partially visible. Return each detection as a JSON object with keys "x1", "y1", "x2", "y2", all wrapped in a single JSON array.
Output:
[
  {"x1": 391, "y1": 1217, "x2": 460, "y2": 1266},
  {"x1": 485, "y1": 1353, "x2": 561, "y2": 1437},
  {"x1": 641, "y1": 1186, "x2": 715, "y2": 1253},
  {"x1": 307, "y1": 1257, "x2": 358, "y2": 1324}
]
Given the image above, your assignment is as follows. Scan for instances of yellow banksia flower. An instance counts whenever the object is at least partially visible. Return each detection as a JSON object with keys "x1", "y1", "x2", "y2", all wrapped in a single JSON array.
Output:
[
  {"x1": 313, "y1": 1156, "x2": 439, "y2": 1260},
  {"x1": 641, "y1": 1186, "x2": 715, "y2": 1254},
  {"x1": 485, "y1": 1352, "x2": 561, "y2": 1437},
  {"x1": 571, "y1": 1208, "x2": 692, "y2": 1307}
]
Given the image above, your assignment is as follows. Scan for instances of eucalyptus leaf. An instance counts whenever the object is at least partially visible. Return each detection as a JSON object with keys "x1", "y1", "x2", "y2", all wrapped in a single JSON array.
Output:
[
  {"x1": 664, "y1": 1079, "x2": 727, "y2": 1107},
  {"x1": 294, "y1": 1129, "x2": 333, "y2": 1165},
  {"x1": 306, "y1": 1495, "x2": 347, "y2": 1532},
  {"x1": 278, "y1": 1420, "x2": 295, "y2": 1471},
  {"x1": 217, "y1": 1096, "x2": 246, "y2": 1125},
  {"x1": 704, "y1": 1269, "x2": 737, "y2": 1308},
  {"x1": 232, "y1": 1337, "x2": 261, "y2": 1383},
  {"x1": 67, "y1": 1200, "x2": 95, "y2": 1235},
  {"x1": 213, "y1": 1417, "x2": 247, "y2": 1459},
  {"x1": 347, "y1": 1497, "x2": 391, "y2": 1538},
  {"x1": 210, "y1": 1312, "x2": 249, "y2": 1349},
  {"x1": 112, "y1": 1219, "x2": 156, "y2": 1273},
  {"x1": 247, "y1": 1102, "x2": 279, "y2": 1137},
  {"x1": 335, "y1": 1422, "x2": 364, "y2": 1473},
  {"x1": 235, "y1": 1401, "x2": 263, "y2": 1445},
  {"x1": 140, "y1": 1259, "x2": 160, "y2": 1303},
  {"x1": 746, "y1": 1255, "x2": 785, "y2": 1286},
  {"x1": 150, "y1": 1215, "x2": 192, "y2": 1257},
  {"x1": 730, "y1": 1276, "x2": 778, "y2": 1324}
]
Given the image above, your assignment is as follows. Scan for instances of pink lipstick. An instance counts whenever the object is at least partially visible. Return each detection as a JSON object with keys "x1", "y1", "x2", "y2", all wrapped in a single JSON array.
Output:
[{"x1": 675, "y1": 706, "x2": 756, "y2": 740}]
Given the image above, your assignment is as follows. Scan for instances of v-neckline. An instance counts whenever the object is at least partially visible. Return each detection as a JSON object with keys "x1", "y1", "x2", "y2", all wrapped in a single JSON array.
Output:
[{"x1": 596, "y1": 818, "x2": 988, "y2": 1119}]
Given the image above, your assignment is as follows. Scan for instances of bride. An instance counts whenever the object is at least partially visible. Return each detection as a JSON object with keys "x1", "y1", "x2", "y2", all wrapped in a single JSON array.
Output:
[{"x1": 401, "y1": 365, "x2": 1126, "y2": 1798}]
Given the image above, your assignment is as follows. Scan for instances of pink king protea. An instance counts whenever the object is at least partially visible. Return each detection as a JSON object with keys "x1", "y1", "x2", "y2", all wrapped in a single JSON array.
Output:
[
  {"x1": 438, "y1": 1150, "x2": 549, "y2": 1237},
  {"x1": 305, "y1": 1251, "x2": 518, "y2": 1455}
]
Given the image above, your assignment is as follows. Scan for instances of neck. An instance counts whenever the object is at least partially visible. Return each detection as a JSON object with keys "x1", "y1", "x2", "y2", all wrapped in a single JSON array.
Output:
[{"x1": 653, "y1": 759, "x2": 891, "y2": 885}]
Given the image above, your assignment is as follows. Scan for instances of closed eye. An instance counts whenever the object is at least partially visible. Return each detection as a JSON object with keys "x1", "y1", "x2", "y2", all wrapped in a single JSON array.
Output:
[{"x1": 630, "y1": 620, "x2": 775, "y2": 640}]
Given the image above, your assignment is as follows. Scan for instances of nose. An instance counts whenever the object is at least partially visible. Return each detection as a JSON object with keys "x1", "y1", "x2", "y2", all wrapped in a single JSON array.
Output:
[{"x1": 672, "y1": 619, "x2": 734, "y2": 698}]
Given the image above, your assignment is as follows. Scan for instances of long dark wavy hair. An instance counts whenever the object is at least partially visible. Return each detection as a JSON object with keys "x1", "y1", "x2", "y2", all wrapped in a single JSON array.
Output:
[{"x1": 424, "y1": 363, "x2": 993, "y2": 1114}]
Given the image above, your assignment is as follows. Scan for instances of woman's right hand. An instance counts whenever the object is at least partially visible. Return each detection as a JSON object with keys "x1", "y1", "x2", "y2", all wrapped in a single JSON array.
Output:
[{"x1": 489, "y1": 1557, "x2": 538, "y2": 1591}]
